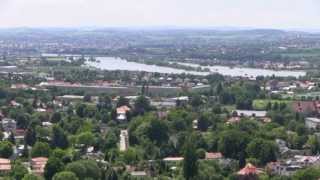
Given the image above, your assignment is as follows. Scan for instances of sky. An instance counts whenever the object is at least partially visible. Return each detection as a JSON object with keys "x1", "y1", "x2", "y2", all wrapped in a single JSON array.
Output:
[{"x1": 0, "y1": 0, "x2": 320, "y2": 29}]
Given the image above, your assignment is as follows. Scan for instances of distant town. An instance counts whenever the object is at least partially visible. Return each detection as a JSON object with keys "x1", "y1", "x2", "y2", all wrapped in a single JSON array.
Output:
[{"x1": 0, "y1": 28, "x2": 320, "y2": 179}]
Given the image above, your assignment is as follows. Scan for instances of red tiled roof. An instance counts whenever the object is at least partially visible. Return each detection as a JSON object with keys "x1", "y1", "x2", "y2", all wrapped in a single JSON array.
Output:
[
  {"x1": 0, "y1": 158, "x2": 11, "y2": 171},
  {"x1": 31, "y1": 157, "x2": 48, "y2": 163},
  {"x1": 292, "y1": 101, "x2": 320, "y2": 114},
  {"x1": 237, "y1": 163, "x2": 258, "y2": 175},
  {"x1": 31, "y1": 157, "x2": 48, "y2": 175},
  {"x1": 205, "y1": 152, "x2": 223, "y2": 159},
  {"x1": 117, "y1": 106, "x2": 131, "y2": 114}
]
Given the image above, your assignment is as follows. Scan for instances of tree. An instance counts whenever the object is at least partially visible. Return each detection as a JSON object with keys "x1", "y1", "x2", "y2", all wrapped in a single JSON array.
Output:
[
  {"x1": 122, "y1": 147, "x2": 139, "y2": 165},
  {"x1": 218, "y1": 130, "x2": 249, "y2": 160},
  {"x1": 83, "y1": 94, "x2": 91, "y2": 102},
  {"x1": 50, "y1": 112, "x2": 62, "y2": 123},
  {"x1": 104, "y1": 132, "x2": 118, "y2": 150},
  {"x1": 53, "y1": 171, "x2": 78, "y2": 180},
  {"x1": 0, "y1": 141, "x2": 13, "y2": 158},
  {"x1": 44, "y1": 157, "x2": 64, "y2": 180},
  {"x1": 31, "y1": 142, "x2": 50, "y2": 157},
  {"x1": 76, "y1": 160, "x2": 101, "y2": 180},
  {"x1": 51, "y1": 125, "x2": 69, "y2": 149},
  {"x1": 97, "y1": 95, "x2": 112, "y2": 111},
  {"x1": 25, "y1": 127, "x2": 37, "y2": 146},
  {"x1": 104, "y1": 166, "x2": 118, "y2": 180},
  {"x1": 190, "y1": 94, "x2": 203, "y2": 108},
  {"x1": 134, "y1": 96, "x2": 151, "y2": 115},
  {"x1": 16, "y1": 113, "x2": 30, "y2": 129},
  {"x1": 11, "y1": 161, "x2": 28, "y2": 180},
  {"x1": 8, "y1": 131, "x2": 15, "y2": 144},
  {"x1": 76, "y1": 104, "x2": 86, "y2": 118},
  {"x1": 22, "y1": 174, "x2": 43, "y2": 180},
  {"x1": 183, "y1": 135, "x2": 198, "y2": 180},
  {"x1": 198, "y1": 113, "x2": 211, "y2": 131},
  {"x1": 145, "y1": 118, "x2": 169, "y2": 145},
  {"x1": 308, "y1": 135, "x2": 320, "y2": 155},
  {"x1": 117, "y1": 96, "x2": 129, "y2": 107},
  {"x1": 293, "y1": 167, "x2": 320, "y2": 180},
  {"x1": 246, "y1": 138, "x2": 277, "y2": 165},
  {"x1": 65, "y1": 162, "x2": 86, "y2": 180},
  {"x1": 77, "y1": 132, "x2": 95, "y2": 148}
]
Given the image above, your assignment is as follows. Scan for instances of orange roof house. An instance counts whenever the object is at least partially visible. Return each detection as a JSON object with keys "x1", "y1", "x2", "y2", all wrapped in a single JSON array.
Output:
[
  {"x1": 116, "y1": 106, "x2": 131, "y2": 114},
  {"x1": 0, "y1": 158, "x2": 11, "y2": 172},
  {"x1": 205, "y1": 152, "x2": 223, "y2": 160},
  {"x1": 116, "y1": 106, "x2": 131, "y2": 121},
  {"x1": 237, "y1": 163, "x2": 263, "y2": 180},
  {"x1": 31, "y1": 157, "x2": 48, "y2": 176}
]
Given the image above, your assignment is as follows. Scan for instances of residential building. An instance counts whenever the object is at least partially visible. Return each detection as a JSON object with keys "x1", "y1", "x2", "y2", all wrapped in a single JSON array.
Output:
[
  {"x1": 0, "y1": 158, "x2": 11, "y2": 172},
  {"x1": 305, "y1": 117, "x2": 320, "y2": 130},
  {"x1": 235, "y1": 110, "x2": 267, "y2": 118},
  {"x1": 1, "y1": 118, "x2": 16, "y2": 133},
  {"x1": 31, "y1": 157, "x2": 48, "y2": 176},
  {"x1": 119, "y1": 130, "x2": 129, "y2": 152},
  {"x1": 292, "y1": 101, "x2": 320, "y2": 115},
  {"x1": 205, "y1": 152, "x2": 223, "y2": 160},
  {"x1": 116, "y1": 106, "x2": 131, "y2": 121}
]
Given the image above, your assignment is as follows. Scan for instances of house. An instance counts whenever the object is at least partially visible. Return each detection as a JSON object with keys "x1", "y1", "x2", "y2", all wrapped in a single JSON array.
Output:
[
  {"x1": 227, "y1": 117, "x2": 241, "y2": 124},
  {"x1": 163, "y1": 157, "x2": 184, "y2": 162},
  {"x1": 0, "y1": 158, "x2": 11, "y2": 172},
  {"x1": 31, "y1": 157, "x2": 48, "y2": 176},
  {"x1": 292, "y1": 101, "x2": 320, "y2": 115},
  {"x1": 1, "y1": 118, "x2": 17, "y2": 133},
  {"x1": 266, "y1": 162, "x2": 302, "y2": 176},
  {"x1": 116, "y1": 106, "x2": 131, "y2": 121},
  {"x1": 10, "y1": 100, "x2": 22, "y2": 107},
  {"x1": 119, "y1": 130, "x2": 129, "y2": 152},
  {"x1": 172, "y1": 96, "x2": 189, "y2": 107},
  {"x1": 267, "y1": 155, "x2": 320, "y2": 176},
  {"x1": 11, "y1": 83, "x2": 29, "y2": 90},
  {"x1": 14, "y1": 129, "x2": 26, "y2": 141},
  {"x1": 130, "y1": 171, "x2": 147, "y2": 177},
  {"x1": 234, "y1": 110, "x2": 267, "y2": 118},
  {"x1": 205, "y1": 152, "x2": 223, "y2": 160},
  {"x1": 305, "y1": 117, "x2": 320, "y2": 130},
  {"x1": 237, "y1": 163, "x2": 262, "y2": 180},
  {"x1": 151, "y1": 100, "x2": 176, "y2": 109}
]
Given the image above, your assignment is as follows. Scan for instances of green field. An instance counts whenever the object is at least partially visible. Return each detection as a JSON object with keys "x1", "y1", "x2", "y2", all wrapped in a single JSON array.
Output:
[
  {"x1": 281, "y1": 49, "x2": 320, "y2": 58},
  {"x1": 253, "y1": 99, "x2": 292, "y2": 110},
  {"x1": 46, "y1": 57, "x2": 66, "y2": 61}
]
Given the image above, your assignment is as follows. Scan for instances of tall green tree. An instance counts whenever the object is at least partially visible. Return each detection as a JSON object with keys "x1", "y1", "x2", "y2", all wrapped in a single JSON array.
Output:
[
  {"x1": 31, "y1": 142, "x2": 50, "y2": 157},
  {"x1": 52, "y1": 171, "x2": 78, "y2": 180},
  {"x1": 183, "y1": 135, "x2": 198, "y2": 180},
  {"x1": 246, "y1": 138, "x2": 277, "y2": 165},
  {"x1": 134, "y1": 96, "x2": 151, "y2": 115},
  {"x1": 51, "y1": 125, "x2": 69, "y2": 149},
  {"x1": 0, "y1": 141, "x2": 13, "y2": 158},
  {"x1": 10, "y1": 161, "x2": 28, "y2": 180},
  {"x1": 44, "y1": 157, "x2": 64, "y2": 180}
]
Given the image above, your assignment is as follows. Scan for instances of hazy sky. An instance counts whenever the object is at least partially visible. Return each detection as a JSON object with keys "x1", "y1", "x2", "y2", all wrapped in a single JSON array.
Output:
[{"x1": 0, "y1": 0, "x2": 320, "y2": 29}]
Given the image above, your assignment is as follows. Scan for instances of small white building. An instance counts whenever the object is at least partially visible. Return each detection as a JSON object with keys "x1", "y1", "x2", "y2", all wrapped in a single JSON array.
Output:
[
  {"x1": 119, "y1": 130, "x2": 129, "y2": 152},
  {"x1": 116, "y1": 106, "x2": 131, "y2": 121},
  {"x1": 235, "y1": 110, "x2": 267, "y2": 118},
  {"x1": 305, "y1": 117, "x2": 320, "y2": 129},
  {"x1": 1, "y1": 118, "x2": 16, "y2": 133}
]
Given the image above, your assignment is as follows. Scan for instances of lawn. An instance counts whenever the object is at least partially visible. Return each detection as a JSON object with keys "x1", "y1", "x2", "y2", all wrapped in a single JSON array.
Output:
[{"x1": 253, "y1": 99, "x2": 292, "y2": 110}]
